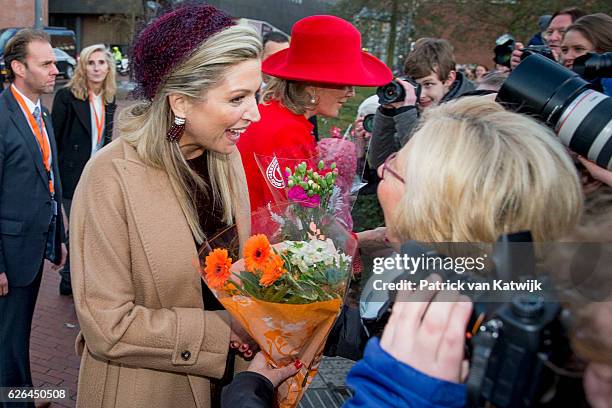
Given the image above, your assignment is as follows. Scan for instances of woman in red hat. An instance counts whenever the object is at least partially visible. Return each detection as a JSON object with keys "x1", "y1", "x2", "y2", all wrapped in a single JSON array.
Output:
[{"x1": 237, "y1": 15, "x2": 392, "y2": 214}]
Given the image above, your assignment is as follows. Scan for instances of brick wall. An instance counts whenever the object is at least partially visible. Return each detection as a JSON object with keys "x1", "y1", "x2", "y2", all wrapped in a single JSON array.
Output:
[
  {"x1": 81, "y1": 15, "x2": 134, "y2": 48},
  {"x1": 0, "y1": 0, "x2": 48, "y2": 29}
]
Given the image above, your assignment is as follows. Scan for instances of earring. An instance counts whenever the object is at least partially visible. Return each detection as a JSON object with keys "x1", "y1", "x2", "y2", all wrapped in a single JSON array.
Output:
[
  {"x1": 166, "y1": 116, "x2": 186, "y2": 142},
  {"x1": 309, "y1": 89, "x2": 317, "y2": 105}
]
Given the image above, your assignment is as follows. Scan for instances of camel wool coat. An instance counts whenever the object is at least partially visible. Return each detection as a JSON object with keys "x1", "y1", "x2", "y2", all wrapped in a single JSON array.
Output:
[{"x1": 69, "y1": 138, "x2": 251, "y2": 408}]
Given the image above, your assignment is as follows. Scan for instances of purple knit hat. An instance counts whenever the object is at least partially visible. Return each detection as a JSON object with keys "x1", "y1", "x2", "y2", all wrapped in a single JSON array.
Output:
[{"x1": 132, "y1": 4, "x2": 235, "y2": 100}]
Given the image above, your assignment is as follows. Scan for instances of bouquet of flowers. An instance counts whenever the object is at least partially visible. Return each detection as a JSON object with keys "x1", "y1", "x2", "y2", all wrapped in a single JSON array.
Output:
[
  {"x1": 199, "y1": 207, "x2": 357, "y2": 408},
  {"x1": 256, "y1": 154, "x2": 356, "y2": 230}
]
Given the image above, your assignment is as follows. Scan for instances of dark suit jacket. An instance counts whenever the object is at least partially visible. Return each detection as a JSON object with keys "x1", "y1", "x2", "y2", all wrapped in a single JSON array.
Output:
[
  {"x1": 51, "y1": 87, "x2": 116, "y2": 199},
  {"x1": 0, "y1": 88, "x2": 65, "y2": 287}
]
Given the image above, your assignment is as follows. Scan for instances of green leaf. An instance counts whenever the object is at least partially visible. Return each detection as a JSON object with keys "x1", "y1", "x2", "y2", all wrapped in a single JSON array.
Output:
[
  {"x1": 325, "y1": 267, "x2": 346, "y2": 285},
  {"x1": 269, "y1": 286, "x2": 290, "y2": 302}
]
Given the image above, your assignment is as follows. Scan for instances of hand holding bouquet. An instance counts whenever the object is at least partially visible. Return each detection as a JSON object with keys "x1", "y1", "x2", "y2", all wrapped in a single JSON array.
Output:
[{"x1": 200, "y1": 211, "x2": 356, "y2": 407}]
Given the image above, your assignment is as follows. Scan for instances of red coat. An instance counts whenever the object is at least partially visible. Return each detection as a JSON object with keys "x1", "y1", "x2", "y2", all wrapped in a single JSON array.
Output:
[{"x1": 238, "y1": 100, "x2": 317, "y2": 213}]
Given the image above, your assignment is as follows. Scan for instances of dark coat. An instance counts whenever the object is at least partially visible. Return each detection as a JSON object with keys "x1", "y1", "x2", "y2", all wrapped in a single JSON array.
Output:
[
  {"x1": 0, "y1": 88, "x2": 65, "y2": 286},
  {"x1": 221, "y1": 372, "x2": 273, "y2": 408},
  {"x1": 51, "y1": 86, "x2": 116, "y2": 199}
]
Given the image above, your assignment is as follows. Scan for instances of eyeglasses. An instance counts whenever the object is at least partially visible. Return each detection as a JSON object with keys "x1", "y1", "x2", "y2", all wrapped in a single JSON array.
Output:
[
  {"x1": 380, "y1": 152, "x2": 405, "y2": 183},
  {"x1": 320, "y1": 84, "x2": 355, "y2": 93}
]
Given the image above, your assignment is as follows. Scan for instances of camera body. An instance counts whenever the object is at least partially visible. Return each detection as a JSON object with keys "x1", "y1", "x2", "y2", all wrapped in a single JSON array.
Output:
[
  {"x1": 521, "y1": 45, "x2": 556, "y2": 62},
  {"x1": 493, "y1": 34, "x2": 515, "y2": 68},
  {"x1": 375, "y1": 76, "x2": 421, "y2": 105},
  {"x1": 467, "y1": 298, "x2": 583, "y2": 408}
]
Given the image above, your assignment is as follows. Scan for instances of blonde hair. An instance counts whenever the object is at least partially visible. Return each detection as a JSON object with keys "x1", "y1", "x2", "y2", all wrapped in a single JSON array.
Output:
[
  {"x1": 119, "y1": 25, "x2": 262, "y2": 244},
  {"x1": 67, "y1": 44, "x2": 116, "y2": 104},
  {"x1": 392, "y1": 97, "x2": 583, "y2": 243},
  {"x1": 262, "y1": 77, "x2": 316, "y2": 115}
]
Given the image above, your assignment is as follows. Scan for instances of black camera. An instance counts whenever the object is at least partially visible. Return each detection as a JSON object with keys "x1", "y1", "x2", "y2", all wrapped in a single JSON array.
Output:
[
  {"x1": 522, "y1": 45, "x2": 556, "y2": 62},
  {"x1": 572, "y1": 52, "x2": 612, "y2": 80},
  {"x1": 493, "y1": 33, "x2": 556, "y2": 68},
  {"x1": 466, "y1": 298, "x2": 584, "y2": 408},
  {"x1": 497, "y1": 53, "x2": 612, "y2": 170},
  {"x1": 363, "y1": 114, "x2": 375, "y2": 133},
  {"x1": 376, "y1": 76, "x2": 421, "y2": 105},
  {"x1": 360, "y1": 234, "x2": 586, "y2": 407},
  {"x1": 494, "y1": 34, "x2": 515, "y2": 68}
]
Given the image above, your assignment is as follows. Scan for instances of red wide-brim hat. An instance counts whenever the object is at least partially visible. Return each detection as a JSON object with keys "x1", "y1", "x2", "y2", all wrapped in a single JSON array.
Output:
[{"x1": 263, "y1": 15, "x2": 392, "y2": 87}]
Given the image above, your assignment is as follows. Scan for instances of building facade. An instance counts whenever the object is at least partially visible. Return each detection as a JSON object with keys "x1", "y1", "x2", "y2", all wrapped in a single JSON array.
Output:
[
  {"x1": 49, "y1": 0, "x2": 140, "y2": 53},
  {"x1": 0, "y1": 0, "x2": 49, "y2": 31},
  {"x1": 49, "y1": 0, "x2": 335, "y2": 54}
]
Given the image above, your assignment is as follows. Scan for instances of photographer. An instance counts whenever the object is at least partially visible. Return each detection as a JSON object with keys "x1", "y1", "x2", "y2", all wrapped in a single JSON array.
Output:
[
  {"x1": 351, "y1": 96, "x2": 583, "y2": 406},
  {"x1": 368, "y1": 38, "x2": 475, "y2": 169},
  {"x1": 346, "y1": 280, "x2": 472, "y2": 408},
  {"x1": 511, "y1": 7, "x2": 586, "y2": 69},
  {"x1": 560, "y1": 13, "x2": 612, "y2": 95},
  {"x1": 219, "y1": 97, "x2": 584, "y2": 407},
  {"x1": 527, "y1": 15, "x2": 552, "y2": 47}
]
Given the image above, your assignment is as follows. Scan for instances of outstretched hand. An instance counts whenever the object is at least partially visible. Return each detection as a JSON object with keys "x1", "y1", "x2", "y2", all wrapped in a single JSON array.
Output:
[
  {"x1": 578, "y1": 156, "x2": 612, "y2": 188},
  {"x1": 246, "y1": 352, "x2": 302, "y2": 387}
]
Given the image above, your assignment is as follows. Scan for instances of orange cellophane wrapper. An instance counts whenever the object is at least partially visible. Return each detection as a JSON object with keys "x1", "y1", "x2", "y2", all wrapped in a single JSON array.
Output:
[
  {"x1": 220, "y1": 295, "x2": 341, "y2": 408},
  {"x1": 200, "y1": 208, "x2": 356, "y2": 407}
]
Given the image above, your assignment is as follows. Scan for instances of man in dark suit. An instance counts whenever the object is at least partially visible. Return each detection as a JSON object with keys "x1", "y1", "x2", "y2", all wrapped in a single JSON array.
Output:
[{"x1": 0, "y1": 29, "x2": 66, "y2": 406}]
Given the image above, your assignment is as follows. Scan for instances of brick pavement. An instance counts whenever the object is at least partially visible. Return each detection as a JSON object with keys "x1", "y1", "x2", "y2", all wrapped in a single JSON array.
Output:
[
  {"x1": 30, "y1": 263, "x2": 80, "y2": 407},
  {"x1": 29, "y1": 77, "x2": 131, "y2": 408}
]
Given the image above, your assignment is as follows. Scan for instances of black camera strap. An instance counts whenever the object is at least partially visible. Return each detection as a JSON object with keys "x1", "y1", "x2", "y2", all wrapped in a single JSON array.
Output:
[{"x1": 466, "y1": 319, "x2": 502, "y2": 408}]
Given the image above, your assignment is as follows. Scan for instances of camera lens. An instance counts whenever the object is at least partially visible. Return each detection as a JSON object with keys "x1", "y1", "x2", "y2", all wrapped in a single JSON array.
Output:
[
  {"x1": 497, "y1": 53, "x2": 612, "y2": 170},
  {"x1": 363, "y1": 114, "x2": 375, "y2": 133},
  {"x1": 376, "y1": 80, "x2": 406, "y2": 105},
  {"x1": 572, "y1": 52, "x2": 612, "y2": 80}
]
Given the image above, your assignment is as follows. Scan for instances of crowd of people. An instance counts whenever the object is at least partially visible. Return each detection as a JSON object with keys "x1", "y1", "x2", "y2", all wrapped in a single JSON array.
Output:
[{"x1": 0, "y1": 2, "x2": 611, "y2": 408}]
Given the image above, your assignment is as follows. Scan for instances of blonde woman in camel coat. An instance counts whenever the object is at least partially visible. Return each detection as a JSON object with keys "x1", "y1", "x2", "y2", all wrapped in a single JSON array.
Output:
[{"x1": 69, "y1": 5, "x2": 263, "y2": 407}]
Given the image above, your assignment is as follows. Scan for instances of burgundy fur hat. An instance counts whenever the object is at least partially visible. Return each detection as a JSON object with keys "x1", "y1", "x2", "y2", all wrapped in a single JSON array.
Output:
[{"x1": 132, "y1": 4, "x2": 234, "y2": 100}]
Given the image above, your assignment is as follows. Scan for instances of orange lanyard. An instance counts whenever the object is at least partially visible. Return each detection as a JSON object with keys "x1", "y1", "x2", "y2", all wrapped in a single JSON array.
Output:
[
  {"x1": 11, "y1": 86, "x2": 54, "y2": 194},
  {"x1": 89, "y1": 92, "x2": 105, "y2": 144}
]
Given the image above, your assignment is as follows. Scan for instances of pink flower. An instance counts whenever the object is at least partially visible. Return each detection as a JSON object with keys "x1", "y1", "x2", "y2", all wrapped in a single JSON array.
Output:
[
  {"x1": 288, "y1": 186, "x2": 321, "y2": 208},
  {"x1": 330, "y1": 126, "x2": 342, "y2": 138},
  {"x1": 318, "y1": 138, "x2": 357, "y2": 192}
]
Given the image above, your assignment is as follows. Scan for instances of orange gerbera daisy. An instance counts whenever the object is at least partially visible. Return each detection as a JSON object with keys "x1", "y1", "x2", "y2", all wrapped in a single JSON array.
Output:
[
  {"x1": 204, "y1": 248, "x2": 232, "y2": 289},
  {"x1": 259, "y1": 253, "x2": 286, "y2": 287},
  {"x1": 244, "y1": 234, "x2": 272, "y2": 273}
]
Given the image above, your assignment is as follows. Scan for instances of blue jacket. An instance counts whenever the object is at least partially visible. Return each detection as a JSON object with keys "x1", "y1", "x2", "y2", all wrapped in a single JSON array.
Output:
[
  {"x1": 343, "y1": 338, "x2": 466, "y2": 408},
  {"x1": 600, "y1": 77, "x2": 612, "y2": 96}
]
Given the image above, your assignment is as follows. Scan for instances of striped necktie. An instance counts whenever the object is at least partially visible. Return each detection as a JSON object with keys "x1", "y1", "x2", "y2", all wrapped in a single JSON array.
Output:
[{"x1": 32, "y1": 106, "x2": 44, "y2": 133}]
